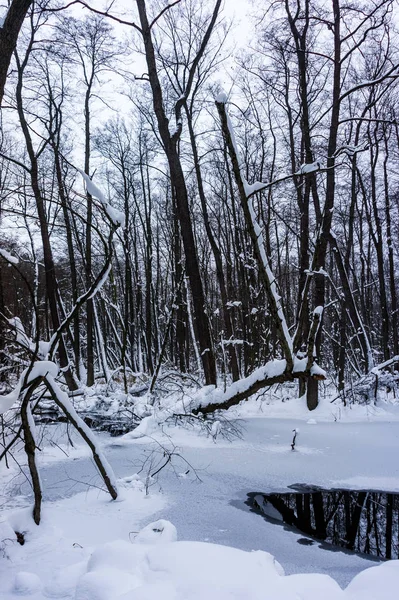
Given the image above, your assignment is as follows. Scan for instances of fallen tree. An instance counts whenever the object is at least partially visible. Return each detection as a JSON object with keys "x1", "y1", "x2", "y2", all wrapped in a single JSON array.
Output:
[
  {"x1": 187, "y1": 96, "x2": 327, "y2": 416},
  {"x1": 192, "y1": 357, "x2": 325, "y2": 416}
]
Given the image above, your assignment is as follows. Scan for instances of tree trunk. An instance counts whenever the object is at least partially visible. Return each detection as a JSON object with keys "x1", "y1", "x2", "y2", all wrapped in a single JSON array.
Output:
[
  {"x1": 136, "y1": 0, "x2": 216, "y2": 385},
  {"x1": 0, "y1": 0, "x2": 32, "y2": 105}
]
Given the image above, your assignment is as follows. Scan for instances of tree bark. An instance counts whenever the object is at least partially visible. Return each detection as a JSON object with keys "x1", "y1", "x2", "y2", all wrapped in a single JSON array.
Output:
[{"x1": 0, "y1": 0, "x2": 32, "y2": 106}]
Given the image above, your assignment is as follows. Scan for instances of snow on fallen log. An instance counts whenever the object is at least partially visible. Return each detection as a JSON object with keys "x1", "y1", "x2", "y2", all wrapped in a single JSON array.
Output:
[{"x1": 192, "y1": 357, "x2": 326, "y2": 415}]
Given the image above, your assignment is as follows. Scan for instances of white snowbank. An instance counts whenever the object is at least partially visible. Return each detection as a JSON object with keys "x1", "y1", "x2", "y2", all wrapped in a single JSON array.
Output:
[
  {"x1": 2, "y1": 505, "x2": 399, "y2": 600},
  {"x1": 70, "y1": 519, "x2": 399, "y2": 600},
  {"x1": 12, "y1": 571, "x2": 41, "y2": 595}
]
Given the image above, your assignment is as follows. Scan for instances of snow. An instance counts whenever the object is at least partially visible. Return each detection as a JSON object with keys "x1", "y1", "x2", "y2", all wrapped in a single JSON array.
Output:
[
  {"x1": 345, "y1": 561, "x2": 399, "y2": 600},
  {"x1": 0, "y1": 248, "x2": 18, "y2": 264},
  {"x1": 2, "y1": 511, "x2": 398, "y2": 599},
  {"x1": 191, "y1": 359, "x2": 287, "y2": 410},
  {"x1": 0, "y1": 361, "x2": 58, "y2": 415},
  {"x1": 79, "y1": 170, "x2": 125, "y2": 227},
  {"x1": 243, "y1": 179, "x2": 268, "y2": 197},
  {"x1": 134, "y1": 519, "x2": 177, "y2": 544},
  {"x1": 12, "y1": 572, "x2": 41, "y2": 595},
  {"x1": 296, "y1": 161, "x2": 321, "y2": 175},
  {"x1": 216, "y1": 91, "x2": 228, "y2": 103},
  {"x1": 87, "y1": 263, "x2": 112, "y2": 300},
  {"x1": 46, "y1": 374, "x2": 119, "y2": 496},
  {"x1": 310, "y1": 363, "x2": 327, "y2": 377},
  {"x1": 123, "y1": 414, "x2": 160, "y2": 439},
  {"x1": 7, "y1": 318, "x2": 50, "y2": 358},
  {"x1": 8, "y1": 316, "x2": 31, "y2": 350},
  {"x1": 2, "y1": 387, "x2": 399, "y2": 599}
]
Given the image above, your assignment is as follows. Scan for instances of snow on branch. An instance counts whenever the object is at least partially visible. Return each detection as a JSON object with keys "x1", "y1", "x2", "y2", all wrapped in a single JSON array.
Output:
[
  {"x1": 0, "y1": 361, "x2": 58, "y2": 415},
  {"x1": 45, "y1": 374, "x2": 118, "y2": 500},
  {"x1": 295, "y1": 161, "x2": 321, "y2": 175},
  {"x1": 339, "y1": 65, "x2": 399, "y2": 103},
  {"x1": 79, "y1": 170, "x2": 125, "y2": 227},
  {"x1": 7, "y1": 317, "x2": 50, "y2": 359},
  {"x1": 191, "y1": 356, "x2": 325, "y2": 415},
  {"x1": 0, "y1": 247, "x2": 18, "y2": 264}
]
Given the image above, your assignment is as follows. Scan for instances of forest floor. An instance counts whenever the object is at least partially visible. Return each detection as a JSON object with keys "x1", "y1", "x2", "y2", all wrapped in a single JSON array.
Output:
[{"x1": 1, "y1": 390, "x2": 399, "y2": 599}]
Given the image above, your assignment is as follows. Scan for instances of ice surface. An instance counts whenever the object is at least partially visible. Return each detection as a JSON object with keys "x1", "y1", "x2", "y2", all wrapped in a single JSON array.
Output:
[{"x1": 2, "y1": 409, "x2": 399, "y2": 598}]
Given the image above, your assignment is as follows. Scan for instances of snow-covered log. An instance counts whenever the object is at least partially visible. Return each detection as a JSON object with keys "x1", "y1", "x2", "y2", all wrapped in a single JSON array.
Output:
[{"x1": 192, "y1": 357, "x2": 325, "y2": 415}]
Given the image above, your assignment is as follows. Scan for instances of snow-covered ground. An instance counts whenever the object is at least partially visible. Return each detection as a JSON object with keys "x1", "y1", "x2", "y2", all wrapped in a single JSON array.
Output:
[{"x1": 1, "y1": 393, "x2": 399, "y2": 599}]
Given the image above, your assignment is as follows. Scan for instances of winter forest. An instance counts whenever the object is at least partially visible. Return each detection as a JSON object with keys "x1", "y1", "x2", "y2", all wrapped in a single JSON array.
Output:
[{"x1": 1, "y1": 1, "x2": 399, "y2": 599}]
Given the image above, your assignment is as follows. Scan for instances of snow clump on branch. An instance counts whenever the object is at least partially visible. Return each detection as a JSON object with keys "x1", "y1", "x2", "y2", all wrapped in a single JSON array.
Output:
[
  {"x1": 0, "y1": 248, "x2": 18, "y2": 264},
  {"x1": 79, "y1": 170, "x2": 125, "y2": 228},
  {"x1": 0, "y1": 361, "x2": 59, "y2": 415}
]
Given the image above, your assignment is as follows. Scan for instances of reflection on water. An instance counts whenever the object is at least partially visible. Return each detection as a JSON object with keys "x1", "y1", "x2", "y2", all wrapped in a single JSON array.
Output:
[{"x1": 249, "y1": 488, "x2": 399, "y2": 559}]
